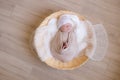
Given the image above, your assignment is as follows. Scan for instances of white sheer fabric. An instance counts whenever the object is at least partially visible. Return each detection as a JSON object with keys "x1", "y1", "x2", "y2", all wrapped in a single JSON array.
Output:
[{"x1": 86, "y1": 24, "x2": 108, "y2": 61}]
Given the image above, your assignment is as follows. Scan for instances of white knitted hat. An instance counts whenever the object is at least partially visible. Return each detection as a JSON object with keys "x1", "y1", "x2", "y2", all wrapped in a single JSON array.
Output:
[{"x1": 58, "y1": 15, "x2": 74, "y2": 28}]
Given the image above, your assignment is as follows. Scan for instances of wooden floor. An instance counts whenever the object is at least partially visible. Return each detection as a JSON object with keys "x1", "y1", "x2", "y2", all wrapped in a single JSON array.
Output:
[{"x1": 0, "y1": 0, "x2": 120, "y2": 80}]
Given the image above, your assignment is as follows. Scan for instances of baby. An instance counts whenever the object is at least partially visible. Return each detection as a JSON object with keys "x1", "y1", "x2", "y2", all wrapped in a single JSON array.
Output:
[
  {"x1": 59, "y1": 23, "x2": 72, "y2": 50},
  {"x1": 50, "y1": 14, "x2": 87, "y2": 62}
]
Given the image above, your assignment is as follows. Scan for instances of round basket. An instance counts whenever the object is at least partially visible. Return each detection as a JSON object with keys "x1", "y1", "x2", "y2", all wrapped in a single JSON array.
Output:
[{"x1": 33, "y1": 10, "x2": 94, "y2": 70}]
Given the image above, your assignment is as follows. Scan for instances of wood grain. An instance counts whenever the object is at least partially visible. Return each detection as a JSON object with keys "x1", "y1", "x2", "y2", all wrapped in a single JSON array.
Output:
[{"x1": 0, "y1": 0, "x2": 120, "y2": 80}]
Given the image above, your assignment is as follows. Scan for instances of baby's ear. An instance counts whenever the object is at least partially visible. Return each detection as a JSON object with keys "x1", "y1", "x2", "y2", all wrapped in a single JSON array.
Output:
[{"x1": 48, "y1": 18, "x2": 57, "y2": 26}]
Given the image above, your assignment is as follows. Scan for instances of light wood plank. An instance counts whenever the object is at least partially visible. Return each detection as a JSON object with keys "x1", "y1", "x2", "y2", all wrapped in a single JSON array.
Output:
[{"x1": 0, "y1": 0, "x2": 120, "y2": 80}]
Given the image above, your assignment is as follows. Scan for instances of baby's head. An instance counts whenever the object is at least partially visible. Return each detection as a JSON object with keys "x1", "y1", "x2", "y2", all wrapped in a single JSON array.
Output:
[
  {"x1": 58, "y1": 15, "x2": 74, "y2": 32},
  {"x1": 59, "y1": 23, "x2": 72, "y2": 32}
]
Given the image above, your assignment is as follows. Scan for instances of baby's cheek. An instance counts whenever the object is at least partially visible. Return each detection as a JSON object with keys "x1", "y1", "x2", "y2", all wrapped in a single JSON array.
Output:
[
  {"x1": 63, "y1": 27, "x2": 67, "y2": 30},
  {"x1": 60, "y1": 27, "x2": 66, "y2": 32},
  {"x1": 62, "y1": 27, "x2": 66, "y2": 31},
  {"x1": 64, "y1": 27, "x2": 68, "y2": 31},
  {"x1": 67, "y1": 27, "x2": 72, "y2": 31}
]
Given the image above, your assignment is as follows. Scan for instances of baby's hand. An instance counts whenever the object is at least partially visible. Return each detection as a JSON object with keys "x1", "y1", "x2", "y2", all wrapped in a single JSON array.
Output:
[{"x1": 62, "y1": 42, "x2": 68, "y2": 49}]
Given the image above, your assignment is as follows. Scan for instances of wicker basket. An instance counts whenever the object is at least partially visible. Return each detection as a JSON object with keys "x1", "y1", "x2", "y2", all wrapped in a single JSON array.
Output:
[{"x1": 33, "y1": 10, "x2": 95, "y2": 70}]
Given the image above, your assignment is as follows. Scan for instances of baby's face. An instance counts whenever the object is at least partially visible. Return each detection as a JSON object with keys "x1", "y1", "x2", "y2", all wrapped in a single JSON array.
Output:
[{"x1": 59, "y1": 23, "x2": 72, "y2": 32}]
